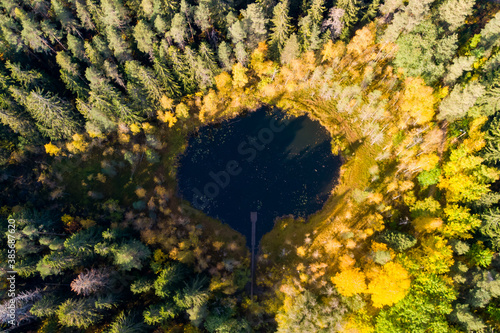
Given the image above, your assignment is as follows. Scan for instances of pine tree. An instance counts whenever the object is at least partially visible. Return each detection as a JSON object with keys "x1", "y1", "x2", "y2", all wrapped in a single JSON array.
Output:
[
  {"x1": 269, "y1": 0, "x2": 292, "y2": 58},
  {"x1": 339, "y1": 0, "x2": 361, "y2": 39},
  {"x1": 111, "y1": 239, "x2": 151, "y2": 271},
  {"x1": 57, "y1": 298, "x2": 102, "y2": 329},
  {"x1": 228, "y1": 19, "x2": 246, "y2": 45},
  {"x1": 56, "y1": 51, "x2": 88, "y2": 98},
  {"x1": 105, "y1": 26, "x2": 132, "y2": 62},
  {"x1": 194, "y1": 0, "x2": 212, "y2": 32},
  {"x1": 443, "y1": 56, "x2": 475, "y2": 85},
  {"x1": 134, "y1": 19, "x2": 156, "y2": 55},
  {"x1": 166, "y1": 44, "x2": 196, "y2": 93},
  {"x1": 51, "y1": 0, "x2": 80, "y2": 34},
  {"x1": 152, "y1": 55, "x2": 180, "y2": 97},
  {"x1": 439, "y1": 0, "x2": 475, "y2": 32},
  {"x1": 74, "y1": 0, "x2": 96, "y2": 30},
  {"x1": 438, "y1": 81, "x2": 485, "y2": 121},
  {"x1": 234, "y1": 42, "x2": 248, "y2": 65},
  {"x1": 101, "y1": 0, "x2": 130, "y2": 28},
  {"x1": 108, "y1": 311, "x2": 147, "y2": 333},
  {"x1": 241, "y1": 3, "x2": 268, "y2": 49},
  {"x1": 20, "y1": 89, "x2": 80, "y2": 140},
  {"x1": 217, "y1": 41, "x2": 233, "y2": 70},
  {"x1": 125, "y1": 60, "x2": 164, "y2": 105},
  {"x1": 170, "y1": 12, "x2": 188, "y2": 46},
  {"x1": 66, "y1": 33, "x2": 86, "y2": 61},
  {"x1": 15, "y1": 8, "x2": 53, "y2": 53},
  {"x1": 280, "y1": 33, "x2": 300, "y2": 64}
]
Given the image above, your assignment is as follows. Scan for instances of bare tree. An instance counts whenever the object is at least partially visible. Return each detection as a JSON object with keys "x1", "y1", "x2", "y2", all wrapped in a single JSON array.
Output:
[{"x1": 70, "y1": 268, "x2": 110, "y2": 296}]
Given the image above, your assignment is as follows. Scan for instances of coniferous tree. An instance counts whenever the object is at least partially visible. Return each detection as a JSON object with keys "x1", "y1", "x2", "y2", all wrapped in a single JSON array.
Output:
[
  {"x1": 21, "y1": 89, "x2": 80, "y2": 140},
  {"x1": 56, "y1": 51, "x2": 88, "y2": 98},
  {"x1": 269, "y1": 0, "x2": 292, "y2": 59},
  {"x1": 336, "y1": 0, "x2": 360, "y2": 39},
  {"x1": 241, "y1": 3, "x2": 268, "y2": 49},
  {"x1": 280, "y1": 33, "x2": 300, "y2": 64},
  {"x1": 57, "y1": 298, "x2": 102, "y2": 329},
  {"x1": 152, "y1": 55, "x2": 180, "y2": 97},
  {"x1": 134, "y1": 19, "x2": 156, "y2": 55},
  {"x1": 438, "y1": 0, "x2": 475, "y2": 32},
  {"x1": 217, "y1": 41, "x2": 233, "y2": 70},
  {"x1": 170, "y1": 12, "x2": 188, "y2": 46},
  {"x1": 66, "y1": 33, "x2": 87, "y2": 61}
]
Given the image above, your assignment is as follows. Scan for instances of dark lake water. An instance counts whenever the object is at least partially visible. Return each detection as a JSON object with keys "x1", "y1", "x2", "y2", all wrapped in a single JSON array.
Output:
[{"x1": 177, "y1": 107, "x2": 341, "y2": 246}]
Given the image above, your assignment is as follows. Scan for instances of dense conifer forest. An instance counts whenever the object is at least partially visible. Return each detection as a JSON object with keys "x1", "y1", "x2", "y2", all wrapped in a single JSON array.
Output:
[{"x1": 1, "y1": 0, "x2": 500, "y2": 331}]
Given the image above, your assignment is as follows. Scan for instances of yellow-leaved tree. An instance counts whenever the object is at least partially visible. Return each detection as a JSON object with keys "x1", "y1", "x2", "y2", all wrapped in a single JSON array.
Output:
[
  {"x1": 332, "y1": 267, "x2": 367, "y2": 297},
  {"x1": 400, "y1": 77, "x2": 436, "y2": 125},
  {"x1": 232, "y1": 63, "x2": 248, "y2": 89},
  {"x1": 44, "y1": 142, "x2": 61, "y2": 156},
  {"x1": 366, "y1": 262, "x2": 411, "y2": 308}
]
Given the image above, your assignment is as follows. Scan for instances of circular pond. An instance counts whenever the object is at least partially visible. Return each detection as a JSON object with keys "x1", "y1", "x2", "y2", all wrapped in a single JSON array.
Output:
[{"x1": 177, "y1": 107, "x2": 341, "y2": 246}]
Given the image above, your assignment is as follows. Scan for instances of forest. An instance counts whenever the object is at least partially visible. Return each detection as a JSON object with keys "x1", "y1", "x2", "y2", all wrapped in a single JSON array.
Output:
[{"x1": 1, "y1": 0, "x2": 500, "y2": 332}]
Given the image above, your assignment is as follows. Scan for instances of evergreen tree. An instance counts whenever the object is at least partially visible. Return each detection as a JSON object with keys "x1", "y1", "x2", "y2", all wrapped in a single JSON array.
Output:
[
  {"x1": 394, "y1": 20, "x2": 458, "y2": 85},
  {"x1": 134, "y1": 19, "x2": 156, "y2": 55},
  {"x1": 152, "y1": 55, "x2": 180, "y2": 97},
  {"x1": 105, "y1": 26, "x2": 133, "y2": 62},
  {"x1": 269, "y1": 0, "x2": 292, "y2": 58},
  {"x1": 439, "y1": 0, "x2": 475, "y2": 32},
  {"x1": 56, "y1": 51, "x2": 88, "y2": 98},
  {"x1": 217, "y1": 41, "x2": 233, "y2": 70},
  {"x1": 241, "y1": 3, "x2": 268, "y2": 49},
  {"x1": 20, "y1": 89, "x2": 80, "y2": 140},
  {"x1": 111, "y1": 239, "x2": 151, "y2": 271},
  {"x1": 15, "y1": 8, "x2": 53, "y2": 53},
  {"x1": 108, "y1": 311, "x2": 147, "y2": 333},
  {"x1": 74, "y1": 0, "x2": 96, "y2": 30},
  {"x1": 57, "y1": 298, "x2": 102, "y2": 329},
  {"x1": 336, "y1": 0, "x2": 360, "y2": 39},
  {"x1": 438, "y1": 81, "x2": 485, "y2": 122},
  {"x1": 51, "y1": 0, "x2": 80, "y2": 34},
  {"x1": 170, "y1": 12, "x2": 188, "y2": 46},
  {"x1": 66, "y1": 33, "x2": 87, "y2": 61},
  {"x1": 280, "y1": 33, "x2": 300, "y2": 64},
  {"x1": 194, "y1": 0, "x2": 212, "y2": 32},
  {"x1": 234, "y1": 42, "x2": 248, "y2": 66}
]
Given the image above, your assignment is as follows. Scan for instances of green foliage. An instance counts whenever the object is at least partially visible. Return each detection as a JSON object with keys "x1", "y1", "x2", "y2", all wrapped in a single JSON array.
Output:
[
  {"x1": 449, "y1": 303, "x2": 485, "y2": 331},
  {"x1": 437, "y1": 81, "x2": 485, "y2": 122},
  {"x1": 154, "y1": 263, "x2": 185, "y2": 298},
  {"x1": 378, "y1": 230, "x2": 417, "y2": 252},
  {"x1": 374, "y1": 250, "x2": 392, "y2": 265},
  {"x1": 108, "y1": 311, "x2": 147, "y2": 333},
  {"x1": 280, "y1": 34, "x2": 300, "y2": 65},
  {"x1": 57, "y1": 298, "x2": 102, "y2": 328},
  {"x1": 269, "y1": 0, "x2": 292, "y2": 57},
  {"x1": 111, "y1": 239, "x2": 151, "y2": 271},
  {"x1": 481, "y1": 208, "x2": 500, "y2": 250},
  {"x1": 130, "y1": 276, "x2": 155, "y2": 294},
  {"x1": 65, "y1": 227, "x2": 103, "y2": 255},
  {"x1": 143, "y1": 301, "x2": 179, "y2": 325},
  {"x1": 438, "y1": 0, "x2": 475, "y2": 32},
  {"x1": 394, "y1": 20, "x2": 457, "y2": 85},
  {"x1": 375, "y1": 274, "x2": 456, "y2": 333},
  {"x1": 417, "y1": 167, "x2": 441, "y2": 188},
  {"x1": 30, "y1": 295, "x2": 60, "y2": 317},
  {"x1": 467, "y1": 242, "x2": 494, "y2": 268},
  {"x1": 275, "y1": 290, "x2": 347, "y2": 332}
]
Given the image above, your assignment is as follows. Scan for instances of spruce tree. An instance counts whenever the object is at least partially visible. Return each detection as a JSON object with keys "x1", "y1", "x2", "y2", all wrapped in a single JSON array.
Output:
[
  {"x1": 133, "y1": 19, "x2": 156, "y2": 55},
  {"x1": 269, "y1": 0, "x2": 292, "y2": 58}
]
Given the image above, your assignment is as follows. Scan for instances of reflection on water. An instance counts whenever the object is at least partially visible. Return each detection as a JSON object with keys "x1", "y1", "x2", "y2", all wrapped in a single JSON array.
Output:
[{"x1": 177, "y1": 107, "x2": 342, "y2": 247}]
